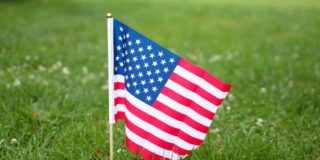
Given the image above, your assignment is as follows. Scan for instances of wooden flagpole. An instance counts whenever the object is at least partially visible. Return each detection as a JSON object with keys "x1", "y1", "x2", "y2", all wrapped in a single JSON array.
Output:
[{"x1": 107, "y1": 12, "x2": 114, "y2": 160}]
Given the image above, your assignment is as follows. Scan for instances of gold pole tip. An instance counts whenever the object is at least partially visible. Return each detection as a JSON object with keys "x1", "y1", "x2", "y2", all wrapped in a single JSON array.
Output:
[{"x1": 107, "y1": 13, "x2": 112, "y2": 18}]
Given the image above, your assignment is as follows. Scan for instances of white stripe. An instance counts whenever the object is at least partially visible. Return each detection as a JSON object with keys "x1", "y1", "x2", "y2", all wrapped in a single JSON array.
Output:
[
  {"x1": 126, "y1": 91, "x2": 206, "y2": 140},
  {"x1": 124, "y1": 104, "x2": 196, "y2": 151},
  {"x1": 174, "y1": 66, "x2": 228, "y2": 99},
  {"x1": 114, "y1": 104, "x2": 126, "y2": 114},
  {"x1": 166, "y1": 80, "x2": 218, "y2": 113},
  {"x1": 114, "y1": 74, "x2": 125, "y2": 83},
  {"x1": 126, "y1": 127, "x2": 180, "y2": 160},
  {"x1": 157, "y1": 94, "x2": 211, "y2": 127},
  {"x1": 114, "y1": 89, "x2": 125, "y2": 98},
  {"x1": 108, "y1": 18, "x2": 115, "y2": 124}
]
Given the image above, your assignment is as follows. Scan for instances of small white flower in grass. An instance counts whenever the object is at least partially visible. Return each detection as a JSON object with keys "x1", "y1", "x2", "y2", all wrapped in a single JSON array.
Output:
[
  {"x1": 209, "y1": 55, "x2": 222, "y2": 63},
  {"x1": 210, "y1": 128, "x2": 220, "y2": 133},
  {"x1": 226, "y1": 106, "x2": 231, "y2": 112},
  {"x1": 227, "y1": 93, "x2": 235, "y2": 101},
  {"x1": 28, "y1": 74, "x2": 35, "y2": 80},
  {"x1": 33, "y1": 55, "x2": 39, "y2": 61},
  {"x1": 38, "y1": 65, "x2": 46, "y2": 72},
  {"x1": 256, "y1": 118, "x2": 264, "y2": 127},
  {"x1": 274, "y1": 55, "x2": 281, "y2": 62},
  {"x1": 62, "y1": 67, "x2": 70, "y2": 75},
  {"x1": 82, "y1": 66, "x2": 89, "y2": 75},
  {"x1": 288, "y1": 80, "x2": 293, "y2": 88},
  {"x1": 260, "y1": 87, "x2": 267, "y2": 94},
  {"x1": 117, "y1": 148, "x2": 125, "y2": 153},
  {"x1": 101, "y1": 84, "x2": 108, "y2": 90},
  {"x1": 65, "y1": 94, "x2": 69, "y2": 99},
  {"x1": 13, "y1": 79, "x2": 21, "y2": 87},
  {"x1": 51, "y1": 61, "x2": 62, "y2": 70},
  {"x1": 25, "y1": 55, "x2": 31, "y2": 61},
  {"x1": 0, "y1": 139, "x2": 4, "y2": 145},
  {"x1": 293, "y1": 53, "x2": 299, "y2": 59},
  {"x1": 42, "y1": 80, "x2": 48, "y2": 86},
  {"x1": 10, "y1": 138, "x2": 17, "y2": 144}
]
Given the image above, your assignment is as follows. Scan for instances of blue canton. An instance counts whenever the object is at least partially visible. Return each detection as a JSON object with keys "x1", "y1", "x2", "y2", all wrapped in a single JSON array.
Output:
[{"x1": 113, "y1": 19, "x2": 180, "y2": 106}]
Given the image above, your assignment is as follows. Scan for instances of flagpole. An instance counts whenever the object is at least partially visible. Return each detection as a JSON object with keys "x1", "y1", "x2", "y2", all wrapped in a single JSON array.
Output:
[{"x1": 107, "y1": 12, "x2": 114, "y2": 160}]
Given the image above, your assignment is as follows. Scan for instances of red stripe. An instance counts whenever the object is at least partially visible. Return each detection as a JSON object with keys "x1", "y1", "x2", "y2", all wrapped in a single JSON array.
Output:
[
  {"x1": 115, "y1": 97, "x2": 126, "y2": 106},
  {"x1": 114, "y1": 82, "x2": 125, "y2": 90},
  {"x1": 126, "y1": 136, "x2": 171, "y2": 160},
  {"x1": 126, "y1": 117, "x2": 190, "y2": 155},
  {"x1": 125, "y1": 98, "x2": 203, "y2": 145},
  {"x1": 178, "y1": 58, "x2": 231, "y2": 92},
  {"x1": 161, "y1": 87, "x2": 215, "y2": 120},
  {"x1": 153, "y1": 101, "x2": 209, "y2": 133},
  {"x1": 169, "y1": 72, "x2": 223, "y2": 106},
  {"x1": 115, "y1": 112, "x2": 126, "y2": 122}
]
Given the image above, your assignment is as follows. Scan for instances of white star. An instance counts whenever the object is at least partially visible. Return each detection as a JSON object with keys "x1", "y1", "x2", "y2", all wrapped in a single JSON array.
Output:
[
  {"x1": 149, "y1": 78, "x2": 155, "y2": 84},
  {"x1": 135, "y1": 89, "x2": 140, "y2": 95},
  {"x1": 164, "y1": 67, "x2": 169, "y2": 73},
  {"x1": 155, "y1": 69, "x2": 160, "y2": 74},
  {"x1": 152, "y1": 86, "x2": 157, "y2": 92},
  {"x1": 146, "y1": 70, "x2": 152, "y2": 76},
  {"x1": 122, "y1": 43, "x2": 126, "y2": 47},
  {"x1": 158, "y1": 77, "x2": 163, "y2": 82},
  {"x1": 130, "y1": 49, "x2": 135, "y2": 54},
  {"x1": 124, "y1": 51, "x2": 127, "y2": 55},
  {"x1": 141, "y1": 80, "x2": 146, "y2": 85},
  {"x1": 122, "y1": 35, "x2": 126, "y2": 40},
  {"x1": 119, "y1": 62, "x2": 124, "y2": 67},
  {"x1": 126, "y1": 83, "x2": 131, "y2": 88},
  {"x1": 125, "y1": 75, "x2": 129, "y2": 80},
  {"x1": 169, "y1": 58, "x2": 175, "y2": 63},
  {"x1": 150, "y1": 53, "x2": 155, "y2": 59},
  {"x1": 124, "y1": 68, "x2": 127, "y2": 72},
  {"x1": 115, "y1": 67, "x2": 118, "y2": 71},
  {"x1": 121, "y1": 53, "x2": 125, "y2": 57},
  {"x1": 146, "y1": 96, "x2": 151, "y2": 101},
  {"x1": 133, "y1": 82, "x2": 138, "y2": 87},
  {"x1": 120, "y1": 27, "x2": 124, "y2": 32},
  {"x1": 126, "y1": 33, "x2": 130, "y2": 38},
  {"x1": 138, "y1": 47, "x2": 144, "y2": 52},
  {"x1": 132, "y1": 56, "x2": 138, "y2": 62},
  {"x1": 130, "y1": 74, "x2": 135, "y2": 79},
  {"x1": 126, "y1": 58, "x2": 130, "y2": 63},
  {"x1": 144, "y1": 63, "x2": 149, "y2": 68},
  {"x1": 136, "y1": 39, "x2": 141, "y2": 45},
  {"x1": 152, "y1": 61, "x2": 158, "y2": 67},
  {"x1": 128, "y1": 66, "x2": 132, "y2": 71},
  {"x1": 116, "y1": 56, "x2": 120, "y2": 61},
  {"x1": 117, "y1": 45, "x2": 121, "y2": 51},
  {"x1": 147, "y1": 45, "x2": 152, "y2": 51},
  {"x1": 118, "y1": 36, "x2": 123, "y2": 41},
  {"x1": 143, "y1": 88, "x2": 149, "y2": 93},
  {"x1": 138, "y1": 72, "x2": 143, "y2": 78},
  {"x1": 141, "y1": 55, "x2": 147, "y2": 60},
  {"x1": 161, "y1": 59, "x2": 166, "y2": 65},
  {"x1": 158, "y1": 51, "x2": 163, "y2": 57},
  {"x1": 128, "y1": 41, "x2": 132, "y2": 46},
  {"x1": 135, "y1": 64, "x2": 141, "y2": 70}
]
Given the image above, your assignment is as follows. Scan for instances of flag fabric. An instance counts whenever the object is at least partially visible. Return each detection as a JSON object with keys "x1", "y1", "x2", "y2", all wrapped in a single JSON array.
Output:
[{"x1": 109, "y1": 18, "x2": 231, "y2": 160}]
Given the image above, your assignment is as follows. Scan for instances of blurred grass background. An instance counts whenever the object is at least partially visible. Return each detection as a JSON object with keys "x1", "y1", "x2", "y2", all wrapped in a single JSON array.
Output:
[{"x1": 0, "y1": 0, "x2": 320, "y2": 159}]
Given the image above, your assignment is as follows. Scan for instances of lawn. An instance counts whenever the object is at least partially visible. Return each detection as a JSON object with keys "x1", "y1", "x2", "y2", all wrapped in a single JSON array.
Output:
[{"x1": 0, "y1": 0, "x2": 319, "y2": 159}]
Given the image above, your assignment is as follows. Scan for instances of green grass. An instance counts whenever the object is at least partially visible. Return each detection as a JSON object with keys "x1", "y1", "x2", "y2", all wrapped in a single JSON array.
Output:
[{"x1": 0, "y1": 0, "x2": 320, "y2": 159}]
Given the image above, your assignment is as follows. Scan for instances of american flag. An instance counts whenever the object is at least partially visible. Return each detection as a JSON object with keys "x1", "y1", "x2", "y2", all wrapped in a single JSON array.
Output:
[{"x1": 109, "y1": 19, "x2": 231, "y2": 160}]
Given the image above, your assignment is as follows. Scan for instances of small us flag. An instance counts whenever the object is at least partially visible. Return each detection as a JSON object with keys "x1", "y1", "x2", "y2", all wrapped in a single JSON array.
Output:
[{"x1": 108, "y1": 18, "x2": 231, "y2": 160}]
